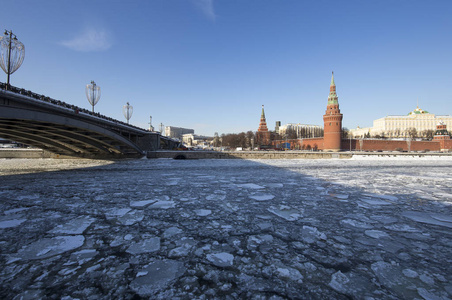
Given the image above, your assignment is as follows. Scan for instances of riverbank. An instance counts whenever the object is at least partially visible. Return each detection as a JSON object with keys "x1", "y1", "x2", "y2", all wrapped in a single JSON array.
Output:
[{"x1": 1, "y1": 148, "x2": 452, "y2": 160}]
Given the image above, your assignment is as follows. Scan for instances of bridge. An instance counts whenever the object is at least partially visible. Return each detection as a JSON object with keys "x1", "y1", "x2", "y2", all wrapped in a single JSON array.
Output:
[{"x1": 0, "y1": 83, "x2": 179, "y2": 158}]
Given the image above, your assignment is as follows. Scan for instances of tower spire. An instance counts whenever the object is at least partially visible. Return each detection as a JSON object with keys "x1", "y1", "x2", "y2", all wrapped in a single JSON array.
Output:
[
  {"x1": 328, "y1": 71, "x2": 338, "y2": 105},
  {"x1": 257, "y1": 105, "x2": 271, "y2": 146},
  {"x1": 323, "y1": 72, "x2": 343, "y2": 151}
]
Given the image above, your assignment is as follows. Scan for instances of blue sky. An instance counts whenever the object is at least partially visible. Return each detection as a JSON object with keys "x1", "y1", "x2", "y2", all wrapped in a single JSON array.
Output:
[{"x1": 1, "y1": 0, "x2": 451, "y2": 135}]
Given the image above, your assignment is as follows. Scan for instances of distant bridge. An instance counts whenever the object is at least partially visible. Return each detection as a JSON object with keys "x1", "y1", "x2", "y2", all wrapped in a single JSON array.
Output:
[{"x1": 0, "y1": 83, "x2": 179, "y2": 158}]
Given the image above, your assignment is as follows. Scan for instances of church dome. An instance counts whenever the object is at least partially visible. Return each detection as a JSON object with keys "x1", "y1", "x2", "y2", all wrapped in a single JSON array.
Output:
[{"x1": 408, "y1": 106, "x2": 429, "y2": 115}]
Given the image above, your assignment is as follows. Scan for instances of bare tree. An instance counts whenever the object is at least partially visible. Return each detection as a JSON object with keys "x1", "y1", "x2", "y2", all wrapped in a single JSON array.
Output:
[
  {"x1": 406, "y1": 127, "x2": 417, "y2": 139},
  {"x1": 213, "y1": 132, "x2": 221, "y2": 147},
  {"x1": 421, "y1": 129, "x2": 434, "y2": 140}
]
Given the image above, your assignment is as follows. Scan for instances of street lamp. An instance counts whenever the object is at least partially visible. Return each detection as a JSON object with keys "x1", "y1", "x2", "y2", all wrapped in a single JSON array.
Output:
[
  {"x1": 85, "y1": 81, "x2": 101, "y2": 113},
  {"x1": 123, "y1": 102, "x2": 133, "y2": 124},
  {"x1": 0, "y1": 30, "x2": 25, "y2": 89}
]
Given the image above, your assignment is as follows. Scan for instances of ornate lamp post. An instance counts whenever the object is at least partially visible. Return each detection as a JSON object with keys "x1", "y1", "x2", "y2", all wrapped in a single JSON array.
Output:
[
  {"x1": 0, "y1": 30, "x2": 25, "y2": 89},
  {"x1": 123, "y1": 102, "x2": 133, "y2": 124},
  {"x1": 148, "y1": 116, "x2": 154, "y2": 131},
  {"x1": 85, "y1": 81, "x2": 101, "y2": 113}
]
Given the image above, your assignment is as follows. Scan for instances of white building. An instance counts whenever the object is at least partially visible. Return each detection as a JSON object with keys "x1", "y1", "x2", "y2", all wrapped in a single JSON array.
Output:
[
  {"x1": 182, "y1": 133, "x2": 213, "y2": 147},
  {"x1": 278, "y1": 123, "x2": 323, "y2": 138},
  {"x1": 164, "y1": 126, "x2": 194, "y2": 140},
  {"x1": 350, "y1": 106, "x2": 452, "y2": 138}
]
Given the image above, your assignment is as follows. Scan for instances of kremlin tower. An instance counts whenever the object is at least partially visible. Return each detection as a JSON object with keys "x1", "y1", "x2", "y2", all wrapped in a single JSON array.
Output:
[
  {"x1": 257, "y1": 105, "x2": 271, "y2": 146},
  {"x1": 323, "y1": 72, "x2": 343, "y2": 151}
]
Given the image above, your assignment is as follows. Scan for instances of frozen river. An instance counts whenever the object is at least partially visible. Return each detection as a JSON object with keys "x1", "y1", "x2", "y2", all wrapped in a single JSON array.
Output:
[{"x1": 1, "y1": 156, "x2": 452, "y2": 299}]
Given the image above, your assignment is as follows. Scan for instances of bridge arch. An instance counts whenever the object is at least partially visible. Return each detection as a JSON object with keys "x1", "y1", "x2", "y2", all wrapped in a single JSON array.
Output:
[{"x1": 0, "y1": 88, "x2": 159, "y2": 158}]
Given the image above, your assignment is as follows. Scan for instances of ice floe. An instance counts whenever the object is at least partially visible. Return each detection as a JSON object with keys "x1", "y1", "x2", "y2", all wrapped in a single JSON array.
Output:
[
  {"x1": 267, "y1": 205, "x2": 302, "y2": 221},
  {"x1": 11, "y1": 235, "x2": 85, "y2": 261},
  {"x1": 0, "y1": 218, "x2": 27, "y2": 229},
  {"x1": 126, "y1": 237, "x2": 160, "y2": 255},
  {"x1": 49, "y1": 216, "x2": 94, "y2": 234},
  {"x1": 206, "y1": 252, "x2": 234, "y2": 267},
  {"x1": 130, "y1": 260, "x2": 186, "y2": 297}
]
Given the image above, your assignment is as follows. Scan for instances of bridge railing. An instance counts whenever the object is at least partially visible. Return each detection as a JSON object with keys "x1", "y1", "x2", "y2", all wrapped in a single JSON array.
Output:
[{"x1": 0, "y1": 82, "x2": 148, "y2": 133}]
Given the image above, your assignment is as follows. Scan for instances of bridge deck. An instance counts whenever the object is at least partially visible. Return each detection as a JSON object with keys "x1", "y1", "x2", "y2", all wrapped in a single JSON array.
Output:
[{"x1": 0, "y1": 83, "x2": 170, "y2": 158}]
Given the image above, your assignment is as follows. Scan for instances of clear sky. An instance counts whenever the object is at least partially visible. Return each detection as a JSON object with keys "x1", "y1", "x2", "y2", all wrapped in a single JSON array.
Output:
[{"x1": 1, "y1": 0, "x2": 451, "y2": 136}]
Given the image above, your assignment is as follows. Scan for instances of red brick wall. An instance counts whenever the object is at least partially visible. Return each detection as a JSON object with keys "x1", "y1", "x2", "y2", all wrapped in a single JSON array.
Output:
[
  {"x1": 344, "y1": 139, "x2": 441, "y2": 152},
  {"x1": 440, "y1": 140, "x2": 452, "y2": 151},
  {"x1": 301, "y1": 138, "x2": 324, "y2": 150},
  {"x1": 273, "y1": 138, "x2": 451, "y2": 152}
]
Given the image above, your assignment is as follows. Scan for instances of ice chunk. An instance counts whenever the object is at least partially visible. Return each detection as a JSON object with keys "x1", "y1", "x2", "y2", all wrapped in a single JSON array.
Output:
[
  {"x1": 360, "y1": 198, "x2": 392, "y2": 205},
  {"x1": 341, "y1": 219, "x2": 373, "y2": 229},
  {"x1": 12, "y1": 235, "x2": 85, "y2": 260},
  {"x1": 206, "y1": 252, "x2": 234, "y2": 267},
  {"x1": 0, "y1": 218, "x2": 27, "y2": 228},
  {"x1": 130, "y1": 260, "x2": 186, "y2": 297},
  {"x1": 402, "y1": 211, "x2": 452, "y2": 228},
  {"x1": 163, "y1": 227, "x2": 182, "y2": 238},
  {"x1": 365, "y1": 230, "x2": 389, "y2": 239},
  {"x1": 267, "y1": 206, "x2": 302, "y2": 221},
  {"x1": 195, "y1": 209, "x2": 212, "y2": 216},
  {"x1": 362, "y1": 193, "x2": 398, "y2": 202},
  {"x1": 247, "y1": 234, "x2": 274, "y2": 249},
  {"x1": 4, "y1": 207, "x2": 30, "y2": 215},
  {"x1": 384, "y1": 223, "x2": 419, "y2": 232},
  {"x1": 237, "y1": 183, "x2": 264, "y2": 189},
  {"x1": 402, "y1": 269, "x2": 418, "y2": 278},
  {"x1": 417, "y1": 288, "x2": 444, "y2": 300},
  {"x1": 430, "y1": 213, "x2": 452, "y2": 223},
  {"x1": 266, "y1": 183, "x2": 284, "y2": 188},
  {"x1": 117, "y1": 210, "x2": 144, "y2": 225},
  {"x1": 105, "y1": 208, "x2": 131, "y2": 218},
  {"x1": 370, "y1": 215, "x2": 398, "y2": 224},
  {"x1": 148, "y1": 200, "x2": 175, "y2": 209},
  {"x1": 419, "y1": 274, "x2": 435, "y2": 285},
  {"x1": 332, "y1": 194, "x2": 349, "y2": 200},
  {"x1": 301, "y1": 226, "x2": 327, "y2": 244},
  {"x1": 49, "y1": 216, "x2": 94, "y2": 235},
  {"x1": 130, "y1": 199, "x2": 157, "y2": 208},
  {"x1": 371, "y1": 261, "x2": 407, "y2": 290},
  {"x1": 276, "y1": 266, "x2": 303, "y2": 282},
  {"x1": 69, "y1": 249, "x2": 97, "y2": 265},
  {"x1": 206, "y1": 194, "x2": 226, "y2": 201},
  {"x1": 329, "y1": 271, "x2": 350, "y2": 293},
  {"x1": 126, "y1": 237, "x2": 160, "y2": 255},
  {"x1": 168, "y1": 245, "x2": 192, "y2": 258},
  {"x1": 249, "y1": 194, "x2": 275, "y2": 201}
]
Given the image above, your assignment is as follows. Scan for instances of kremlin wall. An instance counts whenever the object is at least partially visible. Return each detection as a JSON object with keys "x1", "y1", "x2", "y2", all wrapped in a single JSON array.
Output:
[{"x1": 264, "y1": 73, "x2": 452, "y2": 152}]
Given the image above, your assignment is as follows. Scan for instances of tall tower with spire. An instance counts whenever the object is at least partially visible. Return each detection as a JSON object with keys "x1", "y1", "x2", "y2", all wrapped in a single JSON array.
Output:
[
  {"x1": 323, "y1": 72, "x2": 343, "y2": 151},
  {"x1": 257, "y1": 105, "x2": 271, "y2": 146}
]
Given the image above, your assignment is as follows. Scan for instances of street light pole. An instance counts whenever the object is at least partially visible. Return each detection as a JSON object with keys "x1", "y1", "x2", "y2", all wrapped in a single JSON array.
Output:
[{"x1": 6, "y1": 30, "x2": 12, "y2": 87}]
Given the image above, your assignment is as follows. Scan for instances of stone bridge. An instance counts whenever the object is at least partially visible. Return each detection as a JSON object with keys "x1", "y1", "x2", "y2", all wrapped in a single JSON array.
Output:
[{"x1": 0, "y1": 83, "x2": 179, "y2": 158}]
